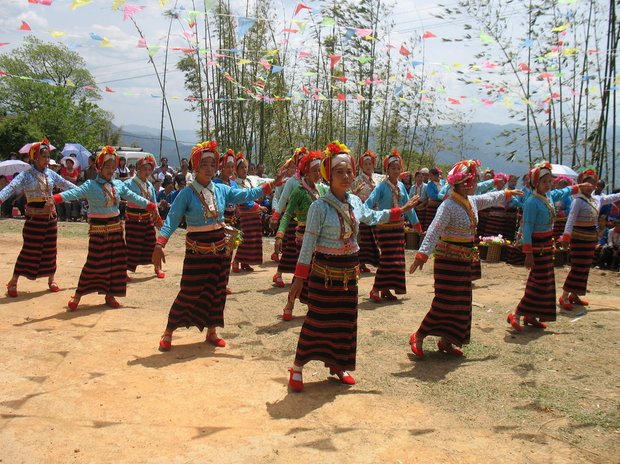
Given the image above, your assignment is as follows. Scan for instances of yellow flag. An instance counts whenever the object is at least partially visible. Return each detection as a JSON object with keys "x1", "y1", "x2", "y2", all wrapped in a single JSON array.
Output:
[
  {"x1": 66, "y1": 80, "x2": 76, "y2": 87},
  {"x1": 112, "y1": 0, "x2": 126, "y2": 10},
  {"x1": 70, "y1": 0, "x2": 92, "y2": 10},
  {"x1": 237, "y1": 59, "x2": 252, "y2": 65},
  {"x1": 563, "y1": 48, "x2": 578, "y2": 56},
  {"x1": 159, "y1": 0, "x2": 170, "y2": 7},
  {"x1": 49, "y1": 31, "x2": 66, "y2": 37},
  {"x1": 101, "y1": 38, "x2": 112, "y2": 47},
  {"x1": 552, "y1": 22, "x2": 569, "y2": 32},
  {"x1": 453, "y1": 63, "x2": 463, "y2": 67}
]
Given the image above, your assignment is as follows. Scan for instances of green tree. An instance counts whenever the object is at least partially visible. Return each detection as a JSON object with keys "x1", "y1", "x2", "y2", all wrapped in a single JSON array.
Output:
[{"x1": 0, "y1": 36, "x2": 113, "y2": 153}]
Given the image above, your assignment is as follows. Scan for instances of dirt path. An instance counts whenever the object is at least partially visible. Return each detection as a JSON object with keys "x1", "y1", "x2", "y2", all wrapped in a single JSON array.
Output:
[{"x1": 1, "y1": 219, "x2": 619, "y2": 463}]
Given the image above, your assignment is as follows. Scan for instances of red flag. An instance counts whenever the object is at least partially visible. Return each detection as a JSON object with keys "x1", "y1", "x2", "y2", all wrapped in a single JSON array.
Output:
[
  {"x1": 330, "y1": 55, "x2": 341, "y2": 68},
  {"x1": 423, "y1": 31, "x2": 436, "y2": 39},
  {"x1": 399, "y1": 45, "x2": 411, "y2": 55},
  {"x1": 518, "y1": 63, "x2": 531, "y2": 72},
  {"x1": 336, "y1": 76, "x2": 348, "y2": 83},
  {"x1": 302, "y1": 86, "x2": 310, "y2": 94},
  {"x1": 18, "y1": 21, "x2": 31, "y2": 31},
  {"x1": 105, "y1": 87, "x2": 115, "y2": 93},
  {"x1": 282, "y1": 28, "x2": 299, "y2": 33},
  {"x1": 337, "y1": 93, "x2": 346, "y2": 101},
  {"x1": 295, "y1": 3, "x2": 312, "y2": 15},
  {"x1": 448, "y1": 98, "x2": 461, "y2": 104},
  {"x1": 188, "y1": 22, "x2": 195, "y2": 28},
  {"x1": 406, "y1": 72, "x2": 414, "y2": 79}
]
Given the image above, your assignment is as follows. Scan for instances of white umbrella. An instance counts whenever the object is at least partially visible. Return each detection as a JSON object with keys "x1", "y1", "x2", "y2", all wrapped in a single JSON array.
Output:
[
  {"x1": 550, "y1": 164, "x2": 579, "y2": 178},
  {"x1": 0, "y1": 160, "x2": 31, "y2": 176},
  {"x1": 61, "y1": 143, "x2": 91, "y2": 170},
  {"x1": 18, "y1": 142, "x2": 57, "y2": 154}
]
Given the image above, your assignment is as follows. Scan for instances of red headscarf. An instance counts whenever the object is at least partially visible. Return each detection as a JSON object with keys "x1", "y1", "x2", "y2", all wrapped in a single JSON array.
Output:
[
  {"x1": 358, "y1": 150, "x2": 376, "y2": 167},
  {"x1": 298, "y1": 150, "x2": 324, "y2": 176},
  {"x1": 528, "y1": 162, "x2": 553, "y2": 189},
  {"x1": 137, "y1": 155, "x2": 157, "y2": 171},
  {"x1": 383, "y1": 149, "x2": 402, "y2": 172},
  {"x1": 235, "y1": 152, "x2": 247, "y2": 173},
  {"x1": 190, "y1": 141, "x2": 219, "y2": 171},
  {"x1": 95, "y1": 146, "x2": 119, "y2": 169},
  {"x1": 321, "y1": 141, "x2": 354, "y2": 182},
  {"x1": 447, "y1": 159, "x2": 481, "y2": 188},
  {"x1": 220, "y1": 149, "x2": 236, "y2": 170},
  {"x1": 29, "y1": 138, "x2": 51, "y2": 161},
  {"x1": 578, "y1": 167, "x2": 598, "y2": 185}
]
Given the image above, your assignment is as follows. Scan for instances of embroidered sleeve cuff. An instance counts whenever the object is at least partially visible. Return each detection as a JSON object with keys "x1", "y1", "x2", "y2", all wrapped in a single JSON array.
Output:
[
  {"x1": 276, "y1": 232, "x2": 285, "y2": 239},
  {"x1": 561, "y1": 234, "x2": 571, "y2": 242},
  {"x1": 415, "y1": 252, "x2": 429, "y2": 263},
  {"x1": 261, "y1": 183, "x2": 273, "y2": 196},
  {"x1": 52, "y1": 193, "x2": 64, "y2": 204},
  {"x1": 272, "y1": 211, "x2": 282, "y2": 221},
  {"x1": 294, "y1": 263, "x2": 311, "y2": 279},
  {"x1": 522, "y1": 243, "x2": 533, "y2": 253},
  {"x1": 145, "y1": 202, "x2": 156, "y2": 212},
  {"x1": 504, "y1": 190, "x2": 513, "y2": 201},
  {"x1": 413, "y1": 222, "x2": 423, "y2": 232},
  {"x1": 389, "y1": 208, "x2": 401, "y2": 222},
  {"x1": 156, "y1": 236, "x2": 169, "y2": 247},
  {"x1": 571, "y1": 185, "x2": 579, "y2": 194}
]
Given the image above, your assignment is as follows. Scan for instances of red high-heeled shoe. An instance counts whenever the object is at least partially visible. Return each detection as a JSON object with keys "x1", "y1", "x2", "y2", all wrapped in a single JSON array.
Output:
[
  {"x1": 67, "y1": 296, "x2": 80, "y2": 311},
  {"x1": 523, "y1": 316, "x2": 547, "y2": 329},
  {"x1": 232, "y1": 262, "x2": 240, "y2": 273},
  {"x1": 241, "y1": 263, "x2": 254, "y2": 272},
  {"x1": 271, "y1": 253, "x2": 280, "y2": 263},
  {"x1": 282, "y1": 306, "x2": 293, "y2": 321},
  {"x1": 409, "y1": 333, "x2": 425, "y2": 357},
  {"x1": 48, "y1": 281, "x2": 60, "y2": 292},
  {"x1": 206, "y1": 332, "x2": 226, "y2": 347},
  {"x1": 105, "y1": 295, "x2": 121, "y2": 308},
  {"x1": 381, "y1": 290, "x2": 398, "y2": 300},
  {"x1": 273, "y1": 274, "x2": 285, "y2": 287},
  {"x1": 359, "y1": 264, "x2": 371, "y2": 273},
  {"x1": 369, "y1": 289, "x2": 381, "y2": 301},
  {"x1": 6, "y1": 282, "x2": 17, "y2": 298},
  {"x1": 507, "y1": 313, "x2": 522, "y2": 331},
  {"x1": 437, "y1": 340, "x2": 463, "y2": 357},
  {"x1": 155, "y1": 269, "x2": 165, "y2": 279},
  {"x1": 159, "y1": 333, "x2": 172, "y2": 352},
  {"x1": 568, "y1": 295, "x2": 589, "y2": 306},
  {"x1": 329, "y1": 368, "x2": 356, "y2": 385},
  {"x1": 558, "y1": 296, "x2": 574, "y2": 310},
  {"x1": 288, "y1": 369, "x2": 303, "y2": 391}
]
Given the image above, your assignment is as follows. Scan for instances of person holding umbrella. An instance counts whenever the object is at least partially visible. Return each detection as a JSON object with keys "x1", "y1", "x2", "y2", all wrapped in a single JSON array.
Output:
[{"x1": 0, "y1": 139, "x2": 77, "y2": 297}]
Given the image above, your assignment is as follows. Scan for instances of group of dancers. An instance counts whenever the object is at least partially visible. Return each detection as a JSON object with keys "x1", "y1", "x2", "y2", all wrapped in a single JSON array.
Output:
[{"x1": 1, "y1": 139, "x2": 618, "y2": 393}]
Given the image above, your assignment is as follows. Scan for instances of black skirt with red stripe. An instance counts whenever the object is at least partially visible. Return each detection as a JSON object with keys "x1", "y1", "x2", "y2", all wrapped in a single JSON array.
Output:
[
  {"x1": 235, "y1": 204, "x2": 263, "y2": 264},
  {"x1": 294, "y1": 253, "x2": 359, "y2": 371},
  {"x1": 421, "y1": 200, "x2": 441, "y2": 231},
  {"x1": 416, "y1": 242, "x2": 475, "y2": 347},
  {"x1": 552, "y1": 216, "x2": 568, "y2": 241},
  {"x1": 373, "y1": 221, "x2": 406, "y2": 294},
  {"x1": 483, "y1": 207, "x2": 507, "y2": 237},
  {"x1": 357, "y1": 223, "x2": 380, "y2": 267},
  {"x1": 506, "y1": 246, "x2": 526, "y2": 266},
  {"x1": 515, "y1": 231, "x2": 556, "y2": 322},
  {"x1": 75, "y1": 217, "x2": 127, "y2": 297},
  {"x1": 165, "y1": 229, "x2": 231, "y2": 331},
  {"x1": 13, "y1": 202, "x2": 58, "y2": 280},
  {"x1": 125, "y1": 207, "x2": 156, "y2": 272},
  {"x1": 277, "y1": 218, "x2": 298, "y2": 274},
  {"x1": 562, "y1": 226, "x2": 597, "y2": 296}
]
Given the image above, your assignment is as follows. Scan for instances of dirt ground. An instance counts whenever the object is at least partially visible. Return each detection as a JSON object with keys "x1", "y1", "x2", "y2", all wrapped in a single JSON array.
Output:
[{"x1": 1, "y1": 218, "x2": 619, "y2": 464}]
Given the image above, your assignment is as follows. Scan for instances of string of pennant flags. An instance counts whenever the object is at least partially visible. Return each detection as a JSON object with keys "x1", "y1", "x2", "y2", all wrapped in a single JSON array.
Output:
[{"x1": 0, "y1": 0, "x2": 616, "y2": 110}]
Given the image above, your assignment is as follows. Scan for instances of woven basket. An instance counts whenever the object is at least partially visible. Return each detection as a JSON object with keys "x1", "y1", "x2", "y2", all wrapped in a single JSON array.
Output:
[
  {"x1": 405, "y1": 230, "x2": 420, "y2": 250},
  {"x1": 487, "y1": 243, "x2": 503, "y2": 263},
  {"x1": 478, "y1": 245, "x2": 488, "y2": 260}
]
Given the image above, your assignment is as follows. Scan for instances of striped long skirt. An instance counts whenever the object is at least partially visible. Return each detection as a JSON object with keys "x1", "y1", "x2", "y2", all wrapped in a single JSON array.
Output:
[
  {"x1": 75, "y1": 217, "x2": 127, "y2": 297},
  {"x1": 373, "y1": 221, "x2": 407, "y2": 294},
  {"x1": 13, "y1": 203, "x2": 58, "y2": 280},
  {"x1": 506, "y1": 246, "x2": 526, "y2": 266},
  {"x1": 515, "y1": 231, "x2": 556, "y2": 322},
  {"x1": 421, "y1": 200, "x2": 441, "y2": 231},
  {"x1": 165, "y1": 230, "x2": 231, "y2": 331},
  {"x1": 416, "y1": 247, "x2": 474, "y2": 347},
  {"x1": 552, "y1": 216, "x2": 568, "y2": 241},
  {"x1": 357, "y1": 223, "x2": 380, "y2": 267},
  {"x1": 125, "y1": 208, "x2": 156, "y2": 272},
  {"x1": 476, "y1": 209, "x2": 491, "y2": 238},
  {"x1": 277, "y1": 218, "x2": 298, "y2": 274},
  {"x1": 562, "y1": 226, "x2": 597, "y2": 296},
  {"x1": 293, "y1": 224, "x2": 310, "y2": 305},
  {"x1": 502, "y1": 208, "x2": 519, "y2": 242},
  {"x1": 294, "y1": 253, "x2": 359, "y2": 371},
  {"x1": 235, "y1": 205, "x2": 263, "y2": 265},
  {"x1": 483, "y1": 207, "x2": 507, "y2": 237}
]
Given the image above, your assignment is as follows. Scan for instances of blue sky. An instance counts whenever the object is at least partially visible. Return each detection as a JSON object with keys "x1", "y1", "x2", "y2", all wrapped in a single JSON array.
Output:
[{"x1": 0, "y1": 0, "x2": 604, "y2": 139}]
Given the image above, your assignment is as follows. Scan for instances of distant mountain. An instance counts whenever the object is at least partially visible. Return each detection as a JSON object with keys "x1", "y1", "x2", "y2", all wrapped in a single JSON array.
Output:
[{"x1": 118, "y1": 124, "x2": 196, "y2": 165}]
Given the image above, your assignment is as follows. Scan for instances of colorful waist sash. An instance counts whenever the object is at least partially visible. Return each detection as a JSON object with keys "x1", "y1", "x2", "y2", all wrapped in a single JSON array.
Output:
[
  {"x1": 572, "y1": 226, "x2": 597, "y2": 242},
  {"x1": 89, "y1": 221, "x2": 123, "y2": 236},
  {"x1": 25, "y1": 204, "x2": 50, "y2": 218},
  {"x1": 126, "y1": 208, "x2": 152, "y2": 223},
  {"x1": 185, "y1": 236, "x2": 228, "y2": 254},
  {"x1": 434, "y1": 240, "x2": 479, "y2": 262},
  {"x1": 377, "y1": 219, "x2": 404, "y2": 229},
  {"x1": 311, "y1": 261, "x2": 360, "y2": 289}
]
